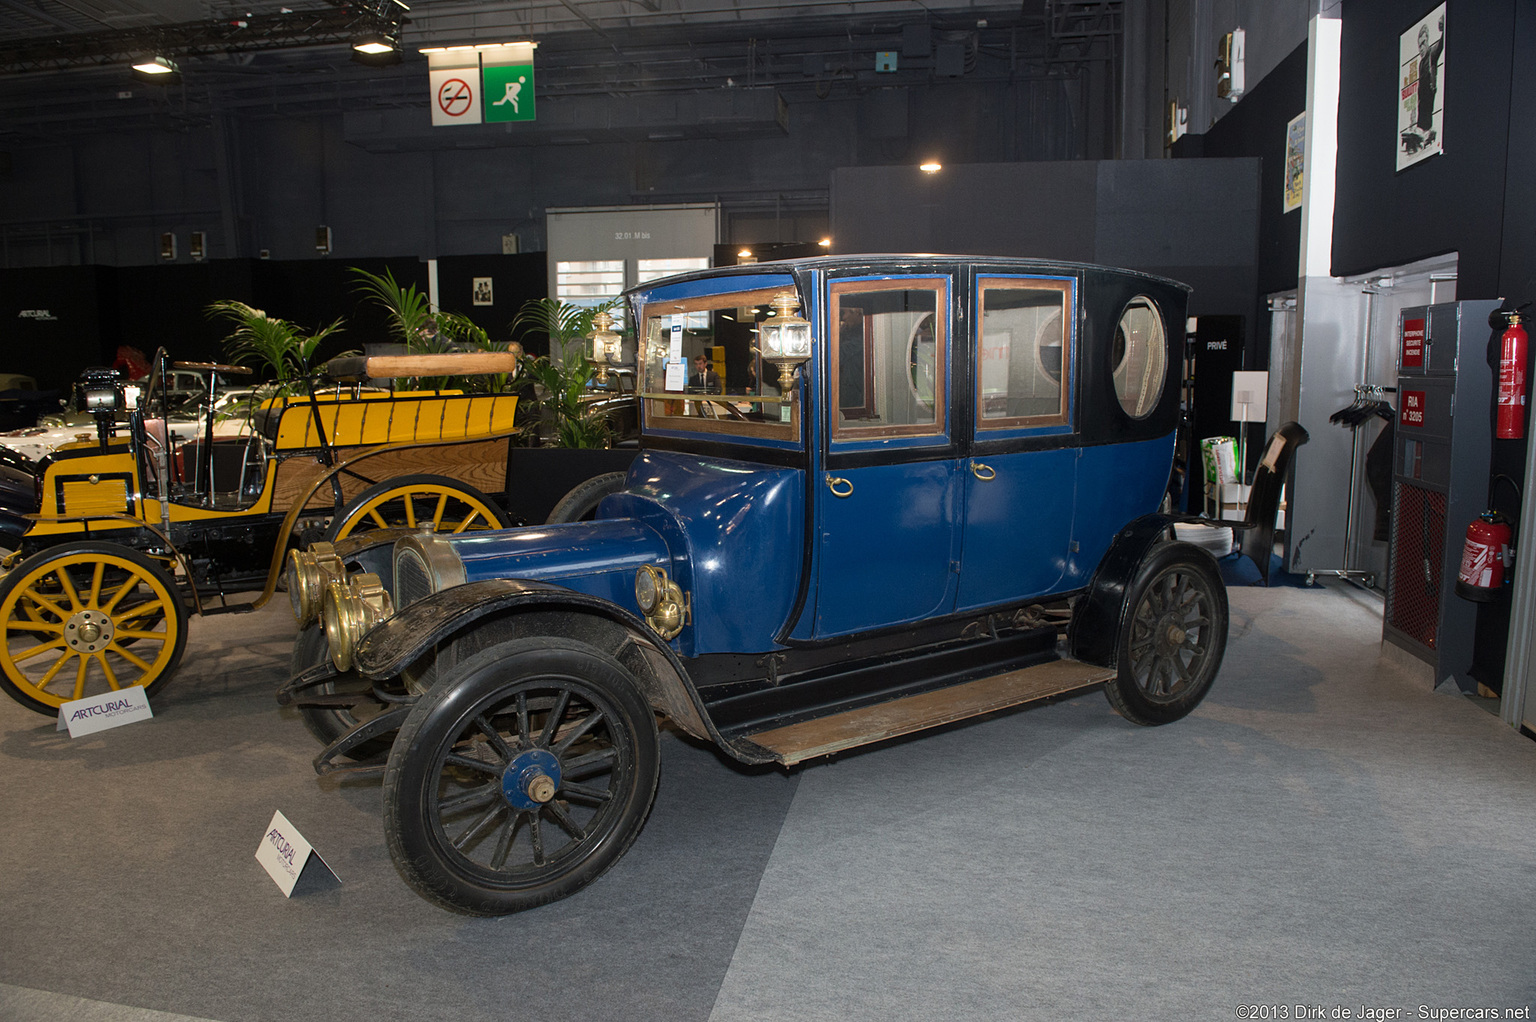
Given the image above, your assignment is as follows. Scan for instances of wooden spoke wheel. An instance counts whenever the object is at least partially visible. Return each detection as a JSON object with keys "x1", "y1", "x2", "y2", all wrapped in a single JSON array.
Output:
[
  {"x1": 382, "y1": 638, "x2": 659, "y2": 915},
  {"x1": 1104, "y1": 541, "x2": 1228, "y2": 726},
  {"x1": 325, "y1": 474, "x2": 509, "y2": 542},
  {"x1": 0, "y1": 543, "x2": 189, "y2": 715}
]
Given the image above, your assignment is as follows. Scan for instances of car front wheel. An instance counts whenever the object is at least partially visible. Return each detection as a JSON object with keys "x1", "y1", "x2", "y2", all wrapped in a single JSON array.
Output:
[{"x1": 382, "y1": 637, "x2": 660, "y2": 914}]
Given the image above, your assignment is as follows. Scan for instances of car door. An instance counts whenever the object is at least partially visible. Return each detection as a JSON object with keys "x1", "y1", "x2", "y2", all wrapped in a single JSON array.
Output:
[
  {"x1": 813, "y1": 274, "x2": 961, "y2": 638},
  {"x1": 956, "y1": 274, "x2": 1078, "y2": 611}
]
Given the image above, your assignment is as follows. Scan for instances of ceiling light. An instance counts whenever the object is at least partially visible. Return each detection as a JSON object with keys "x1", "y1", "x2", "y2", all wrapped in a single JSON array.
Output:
[
  {"x1": 351, "y1": 30, "x2": 403, "y2": 65},
  {"x1": 131, "y1": 55, "x2": 178, "y2": 76},
  {"x1": 818, "y1": 238, "x2": 832, "y2": 248},
  {"x1": 919, "y1": 161, "x2": 942, "y2": 173}
]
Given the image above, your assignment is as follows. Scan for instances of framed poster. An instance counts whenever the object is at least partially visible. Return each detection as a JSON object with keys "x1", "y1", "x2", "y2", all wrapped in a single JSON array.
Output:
[
  {"x1": 1283, "y1": 112, "x2": 1305, "y2": 213},
  {"x1": 1396, "y1": 3, "x2": 1446, "y2": 171},
  {"x1": 472, "y1": 277, "x2": 494, "y2": 306}
]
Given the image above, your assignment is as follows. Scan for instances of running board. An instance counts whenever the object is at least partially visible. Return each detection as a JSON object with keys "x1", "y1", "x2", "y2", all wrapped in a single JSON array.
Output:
[{"x1": 735, "y1": 658, "x2": 1114, "y2": 766}]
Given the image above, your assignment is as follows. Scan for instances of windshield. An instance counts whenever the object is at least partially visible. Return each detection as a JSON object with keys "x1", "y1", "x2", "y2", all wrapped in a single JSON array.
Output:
[{"x1": 636, "y1": 284, "x2": 800, "y2": 442}]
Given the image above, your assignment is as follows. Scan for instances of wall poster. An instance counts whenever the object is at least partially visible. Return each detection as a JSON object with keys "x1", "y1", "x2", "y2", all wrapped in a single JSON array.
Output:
[
  {"x1": 1283, "y1": 112, "x2": 1305, "y2": 213},
  {"x1": 1396, "y1": 3, "x2": 1446, "y2": 171}
]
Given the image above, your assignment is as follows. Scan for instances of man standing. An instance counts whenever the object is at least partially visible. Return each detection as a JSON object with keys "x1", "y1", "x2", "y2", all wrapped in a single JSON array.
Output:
[{"x1": 690, "y1": 354, "x2": 721, "y2": 394}]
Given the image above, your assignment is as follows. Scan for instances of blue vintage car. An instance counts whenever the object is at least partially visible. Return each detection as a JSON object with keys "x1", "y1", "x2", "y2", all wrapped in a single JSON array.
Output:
[{"x1": 283, "y1": 255, "x2": 1230, "y2": 914}]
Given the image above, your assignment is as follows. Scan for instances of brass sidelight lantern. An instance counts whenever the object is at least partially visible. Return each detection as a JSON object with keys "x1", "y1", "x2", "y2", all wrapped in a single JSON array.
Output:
[
  {"x1": 587, "y1": 310, "x2": 622, "y2": 383},
  {"x1": 758, "y1": 292, "x2": 811, "y2": 398}
]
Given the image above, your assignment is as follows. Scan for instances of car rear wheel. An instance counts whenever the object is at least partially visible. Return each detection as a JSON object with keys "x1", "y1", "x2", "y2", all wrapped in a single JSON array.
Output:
[
  {"x1": 1104, "y1": 541, "x2": 1227, "y2": 726},
  {"x1": 382, "y1": 637, "x2": 659, "y2": 915},
  {"x1": 326, "y1": 475, "x2": 508, "y2": 541}
]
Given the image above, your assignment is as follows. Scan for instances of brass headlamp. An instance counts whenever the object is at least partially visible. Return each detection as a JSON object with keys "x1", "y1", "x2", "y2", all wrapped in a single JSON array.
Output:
[
  {"x1": 322, "y1": 573, "x2": 395, "y2": 672},
  {"x1": 634, "y1": 564, "x2": 688, "y2": 640},
  {"x1": 286, "y1": 542, "x2": 347, "y2": 627}
]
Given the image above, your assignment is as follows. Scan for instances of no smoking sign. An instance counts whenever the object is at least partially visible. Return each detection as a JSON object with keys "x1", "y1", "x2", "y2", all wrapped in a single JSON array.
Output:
[
  {"x1": 428, "y1": 67, "x2": 482, "y2": 125},
  {"x1": 438, "y1": 78, "x2": 473, "y2": 116}
]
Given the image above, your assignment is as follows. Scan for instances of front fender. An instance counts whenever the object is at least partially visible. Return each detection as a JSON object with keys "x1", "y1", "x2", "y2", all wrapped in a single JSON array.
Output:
[
  {"x1": 1067, "y1": 513, "x2": 1176, "y2": 669},
  {"x1": 353, "y1": 578, "x2": 642, "y2": 677},
  {"x1": 351, "y1": 577, "x2": 752, "y2": 757}
]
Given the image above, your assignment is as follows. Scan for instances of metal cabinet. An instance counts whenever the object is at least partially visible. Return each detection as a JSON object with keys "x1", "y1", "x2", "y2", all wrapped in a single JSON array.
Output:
[{"x1": 1383, "y1": 300, "x2": 1499, "y2": 690}]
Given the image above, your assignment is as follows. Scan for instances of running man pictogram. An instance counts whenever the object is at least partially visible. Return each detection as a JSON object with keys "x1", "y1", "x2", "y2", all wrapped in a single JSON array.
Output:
[{"x1": 491, "y1": 76, "x2": 527, "y2": 114}]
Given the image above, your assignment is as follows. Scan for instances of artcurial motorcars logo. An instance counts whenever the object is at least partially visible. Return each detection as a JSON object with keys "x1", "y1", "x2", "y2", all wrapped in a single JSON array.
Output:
[
  {"x1": 68, "y1": 697, "x2": 137, "y2": 722},
  {"x1": 17, "y1": 309, "x2": 57, "y2": 321},
  {"x1": 266, "y1": 828, "x2": 299, "y2": 870}
]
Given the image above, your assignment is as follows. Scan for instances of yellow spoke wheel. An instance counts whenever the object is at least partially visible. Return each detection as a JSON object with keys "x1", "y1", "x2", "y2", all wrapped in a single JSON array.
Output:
[
  {"x1": 325, "y1": 474, "x2": 510, "y2": 542},
  {"x1": 0, "y1": 543, "x2": 188, "y2": 716}
]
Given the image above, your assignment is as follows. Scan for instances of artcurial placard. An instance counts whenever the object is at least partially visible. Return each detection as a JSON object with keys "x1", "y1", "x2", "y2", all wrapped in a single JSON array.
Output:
[{"x1": 1397, "y1": 3, "x2": 1446, "y2": 171}]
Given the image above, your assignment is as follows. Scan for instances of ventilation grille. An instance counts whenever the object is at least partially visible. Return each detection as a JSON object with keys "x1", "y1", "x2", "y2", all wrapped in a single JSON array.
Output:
[{"x1": 1386, "y1": 482, "x2": 1446, "y2": 650}]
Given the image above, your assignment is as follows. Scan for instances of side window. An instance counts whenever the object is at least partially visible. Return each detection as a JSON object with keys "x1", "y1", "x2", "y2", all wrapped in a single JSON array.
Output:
[
  {"x1": 1112, "y1": 296, "x2": 1167, "y2": 419},
  {"x1": 975, "y1": 277, "x2": 1073, "y2": 429},
  {"x1": 830, "y1": 278, "x2": 948, "y2": 439},
  {"x1": 637, "y1": 285, "x2": 798, "y2": 442}
]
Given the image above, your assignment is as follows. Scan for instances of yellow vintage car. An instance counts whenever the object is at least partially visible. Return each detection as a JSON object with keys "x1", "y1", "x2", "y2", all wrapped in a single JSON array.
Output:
[{"x1": 0, "y1": 349, "x2": 524, "y2": 715}]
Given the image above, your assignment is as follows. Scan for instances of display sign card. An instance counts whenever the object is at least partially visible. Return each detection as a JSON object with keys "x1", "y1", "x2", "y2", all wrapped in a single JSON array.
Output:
[
  {"x1": 255, "y1": 810, "x2": 339, "y2": 898},
  {"x1": 56, "y1": 685, "x2": 152, "y2": 738},
  {"x1": 669, "y1": 321, "x2": 683, "y2": 361},
  {"x1": 1402, "y1": 317, "x2": 1426, "y2": 368},
  {"x1": 664, "y1": 359, "x2": 687, "y2": 391},
  {"x1": 1400, "y1": 390, "x2": 1426, "y2": 428}
]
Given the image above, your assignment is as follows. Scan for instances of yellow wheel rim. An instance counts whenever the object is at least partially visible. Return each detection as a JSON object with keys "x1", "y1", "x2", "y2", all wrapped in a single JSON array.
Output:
[
  {"x1": 1, "y1": 552, "x2": 181, "y2": 710},
  {"x1": 333, "y1": 484, "x2": 502, "y2": 540}
]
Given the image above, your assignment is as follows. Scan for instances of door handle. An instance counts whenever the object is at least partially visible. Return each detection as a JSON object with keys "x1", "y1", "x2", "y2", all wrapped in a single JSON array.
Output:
[
  {"x1": 826, "y1": 475, "x2": 854, "y2": 497},
  {"x1": 971, "y1": 462, "x2": 996, "y2": 481}
]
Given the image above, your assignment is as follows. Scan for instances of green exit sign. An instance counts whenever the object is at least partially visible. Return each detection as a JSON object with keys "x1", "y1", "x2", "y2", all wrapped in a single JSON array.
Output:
[{"x1": 483, "y1": 64, "x2": 535, "y2": 122}]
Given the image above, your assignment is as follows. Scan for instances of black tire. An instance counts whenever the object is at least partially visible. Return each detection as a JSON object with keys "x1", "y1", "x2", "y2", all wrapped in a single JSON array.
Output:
[
  {"x1": 1103, "y1": 541, "x2": 1228, "y2": 726},
  {"x1": 544, "y1": 471, "x2": 627, "y2": 524},
  {"x1": 325, "y1": 474, "x2": 510, "y2": 542},
  {"x1": 382, "y1": 637, "x2": 660, "y2": 915},
  {"x1": 0, "y1": 542, "x2": 189, "y2": 715}
]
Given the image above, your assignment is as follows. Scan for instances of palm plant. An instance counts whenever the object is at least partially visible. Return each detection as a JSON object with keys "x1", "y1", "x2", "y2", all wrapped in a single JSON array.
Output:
[
  {"x1": 351, "y1": 267, "x2": 439, "y2": 353},
  {"x1": 510, "y1": 297, "x2": 620, "y2": 448},
  {"x1": 207, "y1": 300, "x2": 344, "y2": 386},
  {"x1": 352, "y1": 266, "x2": 510, "y2": 391}
]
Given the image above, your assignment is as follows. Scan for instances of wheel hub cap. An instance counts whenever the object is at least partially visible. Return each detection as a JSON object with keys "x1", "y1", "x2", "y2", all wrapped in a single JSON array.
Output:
[
  {"x1": 65, "y1": 611, "x2": 115, "y2": 654},
  {"x1": 1156, "y1": 614, "x2": 1188, "y2": 655},
  {"x1": 501, "y1": 748, "x2": 562, "y2": 811}
]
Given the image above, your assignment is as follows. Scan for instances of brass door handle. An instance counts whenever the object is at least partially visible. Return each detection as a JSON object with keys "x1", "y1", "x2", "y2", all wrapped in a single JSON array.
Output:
[
  {"x1": 826, "y1": 475, "x2": 854, "y2": 497},
  {"x1": 971, "y1": 462, "x2": 996, "y2": 481}
]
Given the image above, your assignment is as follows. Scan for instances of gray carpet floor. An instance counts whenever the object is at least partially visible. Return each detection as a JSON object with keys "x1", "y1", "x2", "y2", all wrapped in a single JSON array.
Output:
[{"x1": 1, "y1": 582, "x2": 1532, "y2": 1021}]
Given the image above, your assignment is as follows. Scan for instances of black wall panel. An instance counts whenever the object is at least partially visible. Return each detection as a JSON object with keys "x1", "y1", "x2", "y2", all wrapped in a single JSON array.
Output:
[
  {"x1": 1177, "y1": 41, "x2": 1307, "y2": 300},
  {"x1": 830, "y1": 158, "x2": 1260, "y2": 334},
  {"x1": 1331, "y1": 0, "x2": 1516, "y2": 300},
  {"x1": 436, "y1": 252, "x2": 548, "y2": 351},
  {"x1": 0, "y1": 266, "x2": 109, "y2": 391}
]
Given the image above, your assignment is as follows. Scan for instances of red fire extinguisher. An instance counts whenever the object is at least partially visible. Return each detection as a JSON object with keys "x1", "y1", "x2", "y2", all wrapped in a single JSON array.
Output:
[
  {"x1": 1496, "y1": 307, "x2": 1529, "y2": 439},
  {"x1": 1456, "y1": 475, "x2": 1519, "y2": 602},
  {"x1": 1455, "y1": 511, "x2": 1512, "y2": 602}
]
